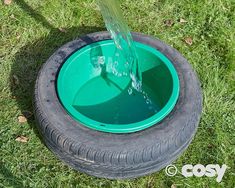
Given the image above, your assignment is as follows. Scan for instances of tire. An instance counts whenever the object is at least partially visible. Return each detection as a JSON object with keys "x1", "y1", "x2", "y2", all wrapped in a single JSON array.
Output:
[{"x1": 34, "y1": 31, "x2": 202, "y2": 179}]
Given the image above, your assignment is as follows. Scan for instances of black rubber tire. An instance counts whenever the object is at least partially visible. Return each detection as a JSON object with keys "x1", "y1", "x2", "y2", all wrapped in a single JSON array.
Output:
[{"x1": 34, "y1": 31, "x2": 202, "y2": 179}]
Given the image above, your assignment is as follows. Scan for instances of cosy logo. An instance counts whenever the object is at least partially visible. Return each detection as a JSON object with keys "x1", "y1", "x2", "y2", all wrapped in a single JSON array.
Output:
[
  {"x1": 165, "y1": 164, "x2": 228, "y2": 183},
  {"x1": 182, "y1": 164, "x2": 227, "y2": 183}
]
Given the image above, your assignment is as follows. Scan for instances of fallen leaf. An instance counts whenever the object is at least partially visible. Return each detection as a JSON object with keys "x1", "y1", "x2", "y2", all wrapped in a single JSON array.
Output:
[
  {"x1": 208, "y1": 144, "x2": 214, "y2": 149},
  {"x1": 4, "y1": 0, "x2": 12, "y2": 5},
  {"x1": 22, "y1": 110, "x2": 33, "y2": 119},
  {"x1": 171, "y1": 184, "x2": 177, "y2": 188},
  {"x1": 18, "y1": 115, "x2": 27, "y2": 123},
  {"x1": 164, "y1": 19, "x2": 174, "y2": 27},
  {"x1": 179, "y1": 18, "x2": 187, "y2": 24},
  {"x1": 184, "y1": 37, "x2": 193, "y2": 45},
  {"x1": 15, "y1": 136, "x2": 29, "y2": 143},
  {"x1": 12, "y1": 74, "x2": 19, "y2": 85},
  {"x1": 59, "y1": 27, "x2": 67, "y2": 33},
  {"x1": 10, "y1": 14, "x2": 15, "y2": 19}
]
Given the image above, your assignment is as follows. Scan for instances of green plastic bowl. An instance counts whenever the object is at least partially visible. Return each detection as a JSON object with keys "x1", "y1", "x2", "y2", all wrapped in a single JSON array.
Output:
[{"x1": 57, "y1": 40, "x2": 180, "y2": 133}]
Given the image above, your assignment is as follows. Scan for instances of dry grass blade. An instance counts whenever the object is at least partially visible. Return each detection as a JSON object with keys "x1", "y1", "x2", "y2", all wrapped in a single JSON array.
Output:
[{"x1": 179, "y1": 18, "x2": 187, "y2": 23}]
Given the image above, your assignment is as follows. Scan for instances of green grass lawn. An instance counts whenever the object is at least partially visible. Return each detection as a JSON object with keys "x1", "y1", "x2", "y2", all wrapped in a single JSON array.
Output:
[{"x1": 0, "y1": 0, "x2": 234, "y2": 187}]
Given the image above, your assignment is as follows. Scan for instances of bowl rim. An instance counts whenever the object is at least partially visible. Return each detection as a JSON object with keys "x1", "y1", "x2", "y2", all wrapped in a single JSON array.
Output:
[{"x1": 57, "y1": 39, "x2": 180, "y2": 133}]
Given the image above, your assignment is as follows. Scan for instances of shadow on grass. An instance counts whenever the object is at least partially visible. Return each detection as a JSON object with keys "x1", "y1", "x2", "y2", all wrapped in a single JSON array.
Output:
[
  {"x1": 10, "y1": 1, "x2": 104, "y2": 146},
  {"x1": 11, "y1": 25, "x2": 104, "y2": 128},
  {"x1": 0, "y1": 163, "x2": 24, "y2": 188},
  {"x1": 7, "y1": 1, "x2": 105, "y2": 186}
]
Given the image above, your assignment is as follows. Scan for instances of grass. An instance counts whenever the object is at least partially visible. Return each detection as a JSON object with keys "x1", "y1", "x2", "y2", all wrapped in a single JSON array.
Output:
[{"x1": 0, "y1": 0, "x2": 234, "y2": 187}]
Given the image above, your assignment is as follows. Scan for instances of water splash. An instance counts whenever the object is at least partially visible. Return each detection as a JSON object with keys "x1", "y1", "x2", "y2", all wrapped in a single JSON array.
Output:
[{"x1": 96, "y1": 0, "x2": 142, "y2": 91}]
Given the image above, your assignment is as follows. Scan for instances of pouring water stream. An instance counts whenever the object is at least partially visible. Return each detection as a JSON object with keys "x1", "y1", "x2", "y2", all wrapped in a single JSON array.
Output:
[{"x1": 96, "y1": 0, "x2": 142, "y2": 91}]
